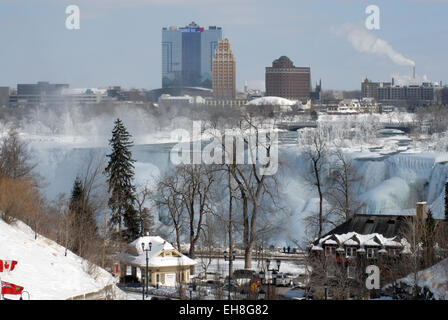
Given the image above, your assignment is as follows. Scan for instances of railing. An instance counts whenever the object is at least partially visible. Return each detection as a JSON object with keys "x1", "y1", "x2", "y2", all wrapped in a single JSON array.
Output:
[{"x1": 66, "y1": 284, "x2": 116, "y2": 300}]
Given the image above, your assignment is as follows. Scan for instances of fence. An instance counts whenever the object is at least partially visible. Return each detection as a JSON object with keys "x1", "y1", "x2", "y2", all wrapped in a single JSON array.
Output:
[{"x1": 66, "y1": 284, "x2": 116, "y2": 300}]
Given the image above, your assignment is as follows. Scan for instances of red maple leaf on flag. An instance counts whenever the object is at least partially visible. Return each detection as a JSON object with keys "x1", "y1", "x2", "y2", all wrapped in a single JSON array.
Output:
[{"x1": 0, "y1": 259, "x2": 18, "y2": 273}]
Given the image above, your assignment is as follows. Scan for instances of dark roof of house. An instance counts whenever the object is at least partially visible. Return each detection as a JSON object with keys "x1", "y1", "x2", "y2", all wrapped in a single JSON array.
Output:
[{"x1": 322, "y1": 214, "x2": 413, "y2": 240}]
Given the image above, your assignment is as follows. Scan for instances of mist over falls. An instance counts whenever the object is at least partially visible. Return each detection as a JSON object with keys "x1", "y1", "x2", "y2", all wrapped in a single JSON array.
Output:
[
  {"x1": 26, "y1": 135, "x2": 448, "y2": 247},
  {"x1": 3, "y1": 105, "x2": 447, "y2": 246}
]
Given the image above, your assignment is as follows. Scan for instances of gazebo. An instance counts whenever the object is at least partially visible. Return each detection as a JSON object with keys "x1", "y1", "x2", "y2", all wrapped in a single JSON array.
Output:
[{"x1": 119, "y1": 235, "x2": 196, "y2": 287}]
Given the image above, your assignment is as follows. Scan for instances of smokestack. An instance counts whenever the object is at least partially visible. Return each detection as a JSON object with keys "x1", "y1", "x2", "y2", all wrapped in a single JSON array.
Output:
[
  {"x1": 413, "y1": 66, "x2": 416, "y2": 79},
  {"x1": 416, "y1": 202, "x2": 427, "y2": 221}
]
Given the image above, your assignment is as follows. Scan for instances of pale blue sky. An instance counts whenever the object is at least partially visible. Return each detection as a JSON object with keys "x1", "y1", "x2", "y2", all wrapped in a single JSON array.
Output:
[{"x1": 0, "y1": 0, "x2": 447, "y2": 91}]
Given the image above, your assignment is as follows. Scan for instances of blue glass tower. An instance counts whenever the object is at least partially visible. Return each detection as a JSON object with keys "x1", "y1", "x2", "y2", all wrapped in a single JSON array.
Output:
[{"x1": 162, "y1": 22, "x2": 222, "y2": 88}]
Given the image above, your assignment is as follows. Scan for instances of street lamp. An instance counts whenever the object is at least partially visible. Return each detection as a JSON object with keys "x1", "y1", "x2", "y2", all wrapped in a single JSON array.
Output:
[
  {"x1": 324, "y1": 283, "x2": 328, "y2": 300},
  {"x1": 141, "y1": 240, "x2": 152, "y2": 300},
  {"x1": 265, "y1": 259, "x2": 281, "y2": 299},
  {"x1": 224, "y1": 250, "x2": 236, "y2": 300},
  {"x1": 258, "y1": 288, "x2": 266, "y2": 300},
  {"x1": 188, "y1": 286, "x2": 193, "y2": 300}
]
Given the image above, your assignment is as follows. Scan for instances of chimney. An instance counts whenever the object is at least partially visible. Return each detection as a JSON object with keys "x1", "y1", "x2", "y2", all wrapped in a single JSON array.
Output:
[
  {"x1": 416, "y1": 202, "x2": 427, "y2": 221},
  {"x1": 413, "y1": 66, "x2": 416, "y2": 79}
]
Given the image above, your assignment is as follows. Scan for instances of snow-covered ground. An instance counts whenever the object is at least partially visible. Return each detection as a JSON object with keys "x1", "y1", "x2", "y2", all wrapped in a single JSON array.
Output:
[
  {"x1": 0, "y1": 218, "x2": 122, "y2": 300},
  {"x1": 383, "y1": 258, "x2": 448, "y2": 300}
]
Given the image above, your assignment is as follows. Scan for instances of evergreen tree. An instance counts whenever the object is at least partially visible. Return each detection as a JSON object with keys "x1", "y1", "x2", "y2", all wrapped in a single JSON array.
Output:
[
  {"x1": 104, "y1": 119, "x2": 140, "y2": 241},
  {"x1": 69, "y1": 176, "x2": 98, "y2": 256},
  {"x1": 423, "y1": 210, "x2": 437, "y2": 268}
]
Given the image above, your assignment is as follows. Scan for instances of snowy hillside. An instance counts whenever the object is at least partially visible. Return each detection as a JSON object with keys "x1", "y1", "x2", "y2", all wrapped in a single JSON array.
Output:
[{"x1": 0, "y1": 218, "x2": 120, "y2": 300}]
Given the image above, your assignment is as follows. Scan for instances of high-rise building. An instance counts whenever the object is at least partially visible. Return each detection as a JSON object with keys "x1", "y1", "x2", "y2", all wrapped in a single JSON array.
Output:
[
  {"x1": 162, "y1": 22, "x2": 222, "y2": 88},
  {"x1": 212, "y1": 39, "x2": 236, "y2": 100},
  {"x1": 265, "y1": 56, "x2": 310, "y2": 102}
]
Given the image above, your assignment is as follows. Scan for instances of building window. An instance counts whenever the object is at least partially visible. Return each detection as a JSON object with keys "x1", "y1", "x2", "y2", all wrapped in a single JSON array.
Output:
[
  {"x1": 346, "y1": 247, "x2": 357, "y2": 258},
  {"x1": 325, "y1": 246, "x2": 336, "y2": 257},
  {"x1": 347, "y1": 266, "x2": 356, "y2": 279},
  {"x1": 326, "y1": 265, "x2": 336, "y2": 278},
  {"x1": 389, "y1": 248, "x2": 398, "y2": 257},
  {"x1": 367, "y1": 248, "x2": 377, "y2": 259}
]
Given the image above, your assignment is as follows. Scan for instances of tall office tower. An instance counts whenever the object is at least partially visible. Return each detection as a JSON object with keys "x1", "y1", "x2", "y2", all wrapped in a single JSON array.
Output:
[
  {"x1": 265, "y1": 56, "x2": 311, "y2": 102},
  {"x1": 212, "y1": 39, "x2": 236, "y2": 100},
  {"x1": 162, "y1": 22, "x2": 222, "y2": 88}
]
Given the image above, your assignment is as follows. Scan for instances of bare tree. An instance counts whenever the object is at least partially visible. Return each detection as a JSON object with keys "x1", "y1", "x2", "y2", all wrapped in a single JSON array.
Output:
[
  {"x1": 155, "y1": 171, "x2": 187, "y2": 251},
  {"x1": 135, "y1": 183, "x2": 155, "y2": 236},
  {"x1": 178, "y1": 164, "x2": 216, "y2": 272},
  {"x1": 0, "y1": 129, "x2": 38, "y2": 182},
  {"x1": 197, "y1": 214, "x2": 218, "y2": 276},
  {"x1": 225, "y1": 115, "x2": 280, "y2": 269},
  {"x1": 299, "y1": 126, "x2": 329, "y2": 239},
  {"x1": 327, "y1": 148, "x2": 363, "y2": 223}
]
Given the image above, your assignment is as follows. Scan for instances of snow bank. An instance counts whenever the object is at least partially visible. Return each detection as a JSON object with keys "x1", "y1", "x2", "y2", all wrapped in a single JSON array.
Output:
[
  {"x1": 0, "y1": 218, "x2": 118, "y2": 300},
  {"x1": 387, "y1": 258, "x2": 448, "y2": 300}
]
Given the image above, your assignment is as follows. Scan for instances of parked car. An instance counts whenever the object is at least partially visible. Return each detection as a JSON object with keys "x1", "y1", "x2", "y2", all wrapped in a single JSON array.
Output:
[
  {"x1": 222, "y1": 281, "x2": 239, "y2": 292},
  {"x1": 201, "y1": 272, "x2": 224, "y2": 279},
  {"x1": 274, "y1": 272, "x2": 295, "y2": 287},
  {"x1": 197, "y1": 272, "x2": 224, "y2": 283},
  {"x1": 232, "y1": 269, "x2": 256, "y2": 285},
  {"x1": 206, "y1": 279, "x2": 224, "y2": 287}
]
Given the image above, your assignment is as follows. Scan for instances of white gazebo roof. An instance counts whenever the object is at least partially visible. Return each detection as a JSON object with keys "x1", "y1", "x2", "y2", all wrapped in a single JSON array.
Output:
[{"x1": 119, "y1": 236, "x2": 197, "y2": 268}]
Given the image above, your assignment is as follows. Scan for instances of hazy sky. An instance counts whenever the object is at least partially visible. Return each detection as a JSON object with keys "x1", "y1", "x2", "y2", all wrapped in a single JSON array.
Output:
[{"x1": 0, "y1": 0, "x2": 447, "y2": 91}]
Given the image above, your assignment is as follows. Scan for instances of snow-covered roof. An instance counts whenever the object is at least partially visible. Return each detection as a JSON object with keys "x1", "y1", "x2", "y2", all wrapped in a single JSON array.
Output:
[
  {"x1": 310, "y1": 245, "x2": 323, "y2": 251},
  {"x1": 246, "y1": 96, "x2": 297, "y2": 106},
  {"x1": 343, "y1": 238, "x2": 359, "y2": 246},
  {"x1": 119, "y1": 236, "x2": 197, "y2": 268},
  {"x1": 317, "y1": 232, "x2": 403, "y2": 248}
]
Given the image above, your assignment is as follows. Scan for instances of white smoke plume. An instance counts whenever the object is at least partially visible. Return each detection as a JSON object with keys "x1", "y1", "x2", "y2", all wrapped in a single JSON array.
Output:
[
  {"x1": 391, "y1": 73, "x2": 430, "y2": 86},
  {"x1": 332, "y1": 22, "x2": 415, "y2": 67}
]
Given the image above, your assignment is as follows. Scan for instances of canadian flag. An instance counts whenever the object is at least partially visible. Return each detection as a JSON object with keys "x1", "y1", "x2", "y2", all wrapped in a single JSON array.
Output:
[
  {"x1": 1, "y1": 281, "x2": 24, "y2": 295},
  {"x1": 0, "y1": 260, "x2": 18, "y2": 273}
]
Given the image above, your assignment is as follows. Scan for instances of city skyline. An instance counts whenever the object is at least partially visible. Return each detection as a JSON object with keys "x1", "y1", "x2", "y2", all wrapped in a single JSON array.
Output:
[{"x1": 0, "y1": 0, "x2": 447, "y2": 91}]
